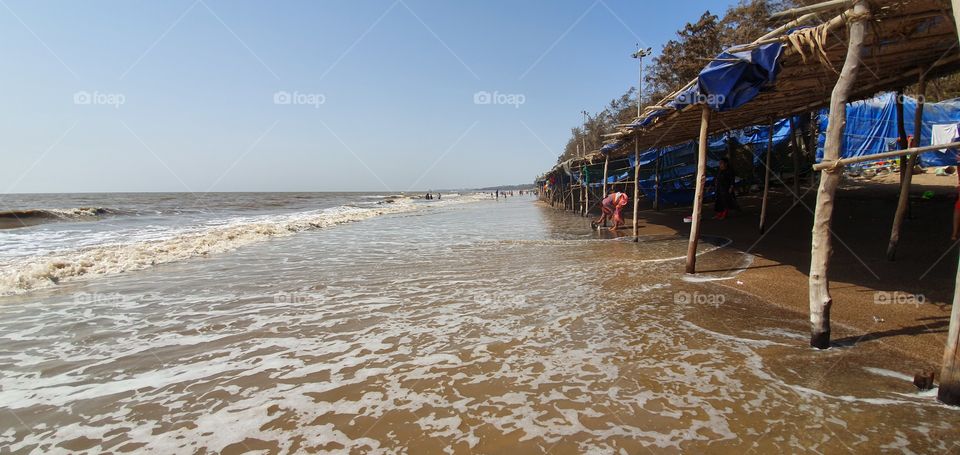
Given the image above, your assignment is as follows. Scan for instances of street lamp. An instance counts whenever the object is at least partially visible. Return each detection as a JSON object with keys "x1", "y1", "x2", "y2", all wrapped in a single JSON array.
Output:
[{"x1": 631, "y1": 45, "x2": 652, "y2": 117}]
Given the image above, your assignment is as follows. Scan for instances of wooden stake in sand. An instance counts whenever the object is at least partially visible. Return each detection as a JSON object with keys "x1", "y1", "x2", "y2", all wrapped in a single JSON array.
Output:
[
  {"x1": 633, "y1": 141, "x2": 640, "y2": 241},
  {"x1": 808, "y1": 0, "x2": 869, "y2": 349},
  {"x1": 887, "y1": 76, "x2": 926, "y2": 261},
  {"x1": 686, "y1": 105, "x2": 710, "y2": 274},
  {"x1": 759, "y1": 119, "x2": 774, "y2": 234}
]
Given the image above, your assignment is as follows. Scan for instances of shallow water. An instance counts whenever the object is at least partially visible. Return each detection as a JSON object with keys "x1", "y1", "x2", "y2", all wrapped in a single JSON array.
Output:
[{"x1": 0, "y1": 194, "x2": 958, "y2": 453}]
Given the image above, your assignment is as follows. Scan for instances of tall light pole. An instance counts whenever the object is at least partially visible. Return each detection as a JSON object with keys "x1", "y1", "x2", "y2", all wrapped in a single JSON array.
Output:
[
  {"x1": 581, "y1": 110, "x2": 589, "y2": 154},
  {"x1": 632, "y1": 45, "x2": 652, "y2": 117}
]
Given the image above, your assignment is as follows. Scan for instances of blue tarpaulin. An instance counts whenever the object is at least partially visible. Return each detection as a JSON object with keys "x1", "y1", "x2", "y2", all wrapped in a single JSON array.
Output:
[
  {"x1": 816, "y1": 92, "x2": 960, "y2": 167},
  {"x1": 698, "y1": 42, "x2": 783, "y2": 112}
]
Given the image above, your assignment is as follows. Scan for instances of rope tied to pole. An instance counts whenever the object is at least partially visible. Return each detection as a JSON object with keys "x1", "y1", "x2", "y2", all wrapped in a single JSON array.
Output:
[{"x1": 841, "y1": 8, "x2": 871, "y2": 25}]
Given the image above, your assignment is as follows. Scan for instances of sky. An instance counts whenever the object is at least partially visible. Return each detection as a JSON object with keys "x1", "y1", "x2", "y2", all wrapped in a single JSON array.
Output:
[{"x1": 0, "y1": 0, "x2": 734, "y2": 193}]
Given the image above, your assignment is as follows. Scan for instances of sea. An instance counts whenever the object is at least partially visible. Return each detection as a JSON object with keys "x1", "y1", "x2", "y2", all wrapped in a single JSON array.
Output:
[{"x1": 0, "y1": 192, "x2": 958, "y2": 454}]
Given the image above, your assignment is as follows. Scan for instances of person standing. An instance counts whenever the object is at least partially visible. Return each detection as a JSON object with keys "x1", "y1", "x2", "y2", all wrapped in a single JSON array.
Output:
[{"x1": 713, "y1": 157, "x2": 738, "y2": 220}]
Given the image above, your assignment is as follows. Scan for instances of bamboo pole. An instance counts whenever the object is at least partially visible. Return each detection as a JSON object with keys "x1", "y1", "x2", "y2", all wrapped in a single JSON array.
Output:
[
  {"x1": 654, "y1": 149, "x2": 661, "y2": 211},
  {"x1": 685, "y1": 105, "x2": 711, "y2": 274},
  {"x1": 789, "y1": 117, "x2": 802, "y2": 200},
  {"x1": 811, "y1": 142, "x2": 960, "y2": 170},
  {"x1": 953, "y1": 0, "x2": 960, "y2": 47},
  {"x1": 938, "y1": 0, "x2": 960, "y2": 408},
  {"x1": 887, "y1": 76, "x2": 926, "y2": 260},
  {"x1": 896, "y1": 89, "x2": 909, "y2": 179},
  {"x1": 808, "y1": 0, "x2": 869, "y2": 349},
  {"x1": 583, "y1": 168, "x2": 589, "y2": 217},
  {"x1": 940, "y1": 254, "x2": 960, "y2": 405},
  {"x1": 633, "y1": 141, "x2": 640, "y2": 242},
  {"x1": 580, "y1": 165, "x2": 586, "y2": 216},
  {"x1": 759, "y1": 119, "x2": 774, "y2": 234},
  {"x1": 601, "y1": 155, "x2": 610, "y2": 226},
  {"x1": 769, "y1": 0, "x2": 853, "y2": 21}
]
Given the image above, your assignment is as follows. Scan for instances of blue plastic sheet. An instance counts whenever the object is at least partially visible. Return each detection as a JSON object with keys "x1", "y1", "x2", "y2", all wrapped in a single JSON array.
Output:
[
  {"x1": 816, "y1": 92, "x2": 960, "y2": 167},
  {"x1": 698, "y1": 42, "x2": 783, "y2": 112}
]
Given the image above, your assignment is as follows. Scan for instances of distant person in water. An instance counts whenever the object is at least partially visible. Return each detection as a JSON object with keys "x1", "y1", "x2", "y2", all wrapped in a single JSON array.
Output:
[
  {"x1": 495, "y1": 190, "x2": 499, "y2": 200},
  {"x1": 593, "y1": 190, "x2": 629, "y2": 232},
  {"x1": 713, "y1": 157, "x2": 738, "y2": 220}
]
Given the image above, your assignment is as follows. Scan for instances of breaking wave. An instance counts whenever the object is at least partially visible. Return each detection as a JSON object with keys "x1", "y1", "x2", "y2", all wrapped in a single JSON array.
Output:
[
  {"x1": 0, "y1": 207, "x2": 124, "y2": 229},
  {"x1": 0, "y1": 198, "x2": 448, "y2": 295}
]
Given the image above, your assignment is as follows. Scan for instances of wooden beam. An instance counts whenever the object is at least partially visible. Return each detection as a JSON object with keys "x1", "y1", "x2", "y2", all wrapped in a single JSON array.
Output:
[
  {"x1": 686, "y1": 105, "x2": 711, "y2": 274},
  {"x1": 888, "y1": 77, "x2": 926, "y2": 260},
  {"x1": 632, "y1": 142, "x2": 641, "y2": 242},
  {"x1": 770, "y1": 0, "x2": 853, "y2": 21},
  {"x1": 759, "y1": 119, "x2": 774, "y2": 234},
  {"x1": 808, "y1": 0, "x2": 869, "y2": 350},
  {"x1": 811, "y1": 141, "x2": 960, "y2": 170}
]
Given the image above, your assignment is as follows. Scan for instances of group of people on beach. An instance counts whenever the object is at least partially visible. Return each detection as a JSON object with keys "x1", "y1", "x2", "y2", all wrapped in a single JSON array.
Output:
[
  {"x1": 423, "y1": 192, "x2": 441, "y2": 200},
  {"x1": 492, "y1": 190, "x2": 520, "y2": 199}
]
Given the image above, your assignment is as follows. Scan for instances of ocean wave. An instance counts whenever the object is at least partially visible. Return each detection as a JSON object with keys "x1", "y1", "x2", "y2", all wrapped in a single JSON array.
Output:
[
  {"x1": 0, "y1": 194, "x2": 489, "y2": 295},
  {"x1": 0, "y1": 207, "x2": 125, "y2": 229},
  {"x1": 0, "y1": 203, "x2": 411, "y2": 295}
]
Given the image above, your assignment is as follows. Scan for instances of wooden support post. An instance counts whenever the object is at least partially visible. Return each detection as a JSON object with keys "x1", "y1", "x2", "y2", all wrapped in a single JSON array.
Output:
[
  {"x1": 942, "y1": 0, "x2": 960, "y2": 379},
  {"x1": 583, "y1": 166, "x2": 589, "y2": 216},
  {"x1": 808, "y1": 0, "x2": 868, "y2": 349},
  {"x1": 654, "y1": 149, "x2": 661, "y2": 211},
  {"x1": 685, "y1": 105, "x2": 711, "y2": 274},
  {"x1": 940, "y1": 252, "x2": 960, "y2": 405},
  {"x1": 759, "y1": 119, "x2": 774, "y2": 234},
  {"x1": 601, "y1": 156, "x2": 610, "y2": 226},
  {"x1": 896, "y1": 89, "x2": 908, "y2": 181},
  {"x1": 887, "y1": 76, "x2": 926, "y2": 261},
  {"x1": 789, "y1": 117, "x2": 802, "y2": 200},
  {"x1": 633, "y1": 141, "x2": 641, "y2": 242}
]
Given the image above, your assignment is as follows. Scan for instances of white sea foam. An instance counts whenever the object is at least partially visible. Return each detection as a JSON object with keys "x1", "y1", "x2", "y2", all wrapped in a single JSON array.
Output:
[{"x1": 0, "y1": 195, "x2": 490, "y2": 295}]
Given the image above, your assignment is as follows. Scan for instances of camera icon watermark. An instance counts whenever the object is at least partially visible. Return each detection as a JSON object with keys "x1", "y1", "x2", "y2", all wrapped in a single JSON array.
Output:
[
  {"x1": 676, "y1": 92, "x2": 726, "y2": 107},
  {"x1": 73, "y1": 291, "x2": 125, "y2": 305},
  {"x1": 273, "y1": 90, "x2": 325, "y2": 108},
  {"x1": 73, "y1": 90, "x2": 125, "y2": 108},
  {"x1": 274, "y1": 292, "x2": 311, "y2": 304},
  {"x1": 474, "y1": 290, "x2": 526, "y2": 306},
  {"x1": 873, "y1": 291, "x2": 925, "y2": 307},
  {"x1": 674, "y1": 290, "x2": 725, "y2": 308},
  {"x1": 473, "y1": 90, "x2": 525, "y2": 108}
]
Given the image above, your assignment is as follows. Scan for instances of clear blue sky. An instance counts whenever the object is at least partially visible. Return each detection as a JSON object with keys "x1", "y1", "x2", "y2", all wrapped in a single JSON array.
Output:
[{"x1": 1, "y1": 0, "x2": 733, "y2": 193}]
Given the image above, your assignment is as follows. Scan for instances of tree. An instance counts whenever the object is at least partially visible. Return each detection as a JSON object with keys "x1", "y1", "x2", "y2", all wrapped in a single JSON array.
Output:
[{"x1": 556, "y1": 1, "x2": 803, "y2": 165}]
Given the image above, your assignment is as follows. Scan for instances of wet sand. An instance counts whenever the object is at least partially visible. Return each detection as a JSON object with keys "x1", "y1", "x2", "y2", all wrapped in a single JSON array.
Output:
[
  {"x1": 3, "y1": 193, "x2": 959, "y2": 453},
  {"x1": 617, "y1": 171, "x2": 958, "y2": 369}
]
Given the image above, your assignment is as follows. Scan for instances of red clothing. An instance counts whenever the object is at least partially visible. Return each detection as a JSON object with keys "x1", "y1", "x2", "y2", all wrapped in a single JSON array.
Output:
[{"x1": 602, "y1": 192, "x2": 629, "y2": 209}]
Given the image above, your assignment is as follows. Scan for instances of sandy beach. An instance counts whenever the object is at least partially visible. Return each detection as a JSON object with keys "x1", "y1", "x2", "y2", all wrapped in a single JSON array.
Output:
[{"x1": 613, "y1": 171, "x2": 958, "y2": 369}]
